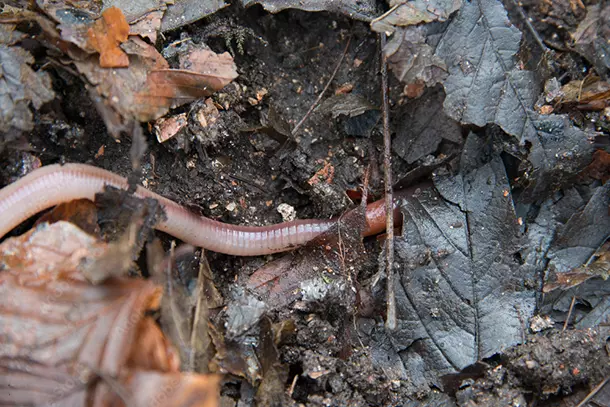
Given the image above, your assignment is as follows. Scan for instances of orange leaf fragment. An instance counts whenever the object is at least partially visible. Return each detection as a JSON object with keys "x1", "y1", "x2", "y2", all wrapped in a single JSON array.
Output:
[
  {"x1": 307, "y1": 161, "x2": 335, "y2": 185},
  {"x1": 87, "y1": 6, "x2": 130, "y2": 68}
]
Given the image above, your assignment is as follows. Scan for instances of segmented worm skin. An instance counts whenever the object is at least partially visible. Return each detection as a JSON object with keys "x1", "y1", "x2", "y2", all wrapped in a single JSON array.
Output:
[{"x1": 0, "y1": 163, "x2": 337, "y2": 256}]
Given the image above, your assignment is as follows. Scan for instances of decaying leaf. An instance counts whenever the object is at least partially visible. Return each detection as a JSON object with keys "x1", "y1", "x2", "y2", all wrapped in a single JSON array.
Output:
[
  {"x1": 523, "y1": 181, "x2": 609, "y2": 329},
  {"x1": 553, "y1": 76, "x2": 610, "y2": 110},
  {"x1": 256, "y1": 318, "x2": 288, "y2": 407},
  {"x1": 546, "y1": 183, "x2": 610, "y2": 274},
  {"x1": 572, "y1": 2, "x2": 610, "y2": 81},
  {"x1": 157, "y1": 244, "x2": 219, "y2": 373},
  {"x1": 3, "y1": 5, "x2": 238, "y2": 136},
  {"x1": 371, "y1": 0, "x2": 462, "y2": 33},
  {"x1": 0, "y1": 25, "x2": 55, "y2": 134},
  {"x1": 155, "y1": 112, "x2": 188, "y2": 142},
  {"x1": 246, "y1": 209, "x2": 368, "y2": 312},
  {"x1": 36, "y1": 198, "x2": 100, "y2": 237},
  {"x1": 241, "y1": 0, "x2": 377, "y2": 22},
  {"x1": 208, "y1": 320, "x2": 261, "y2": 383},
  {"x1": 160, "y1": 0, "x2": 228, "y2": 32},
  {"x1": 87, "y1": 6, "x2": 130, "y2": 68},
  {"x1": 320, "y1": 93, "x2": 377, "y2": 119},
  {"x1": 579, "y1": 149, "x2": 610, "y2": 182},
  {"x1": 104, "y1": 0, "x2": 171, "y2": 23},
  {"x1": 37, "y1": 0, "x2": 170, "y2": 44},
  {"x1": 433, "y1": 0, "x2": 594, "y2": 200},
  {"x1": 0, "y1": 221, "x2": 220, "y2": 406},
  {"x1": 384, "y1": 26, "x2": 448, "y2": 87},
  {"x1": 544, "y1": 250, "x2": 610, "y2": 293}
]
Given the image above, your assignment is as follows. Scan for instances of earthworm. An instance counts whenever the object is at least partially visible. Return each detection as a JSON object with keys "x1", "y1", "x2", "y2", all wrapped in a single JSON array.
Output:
[{"x1": 0, "y1": 163, "x2": 413, "y2": 256}]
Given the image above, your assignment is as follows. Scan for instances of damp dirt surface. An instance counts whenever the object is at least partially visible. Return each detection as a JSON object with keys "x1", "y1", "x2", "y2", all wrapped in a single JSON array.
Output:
[{"x1": 1, "y1": 3, "x2": 609, "y2": 407}]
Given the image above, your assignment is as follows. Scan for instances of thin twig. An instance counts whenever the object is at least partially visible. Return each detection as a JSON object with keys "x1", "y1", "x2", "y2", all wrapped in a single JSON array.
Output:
[
  {"x1": 563, "y1": 295, "x2": 576, "y2": 332},
  {"x1": 507, "y1": 0, "x2": 547, "y2": 52},
  {"x1": 575, "y1": 376, "x2": 610, "y2": 407},
  {"x1": 291, "y1": 36, "x2": 351, "y2": 136},
  {"x1": 380, "y1": 33, "x2": 396, "y2": 331}
]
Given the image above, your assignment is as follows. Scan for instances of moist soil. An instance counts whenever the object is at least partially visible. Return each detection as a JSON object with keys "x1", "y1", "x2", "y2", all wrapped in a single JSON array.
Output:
[{"x1": 1, "y1": 3, "x2": 608, "y2": 407}]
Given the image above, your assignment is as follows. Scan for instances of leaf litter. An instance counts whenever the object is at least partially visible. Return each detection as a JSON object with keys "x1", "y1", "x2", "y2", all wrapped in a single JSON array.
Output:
[
  {"x1": 0, "y1": 0, "x2": 609, "y2": 405},
  {"x1": 0, "y1": 4, "x2": 238, "y2": 137}
]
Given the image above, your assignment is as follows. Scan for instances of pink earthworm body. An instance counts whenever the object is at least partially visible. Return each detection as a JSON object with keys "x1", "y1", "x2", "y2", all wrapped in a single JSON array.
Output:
[{"x1": 0, "y1": 164, "x2": 360, "y2": 256}]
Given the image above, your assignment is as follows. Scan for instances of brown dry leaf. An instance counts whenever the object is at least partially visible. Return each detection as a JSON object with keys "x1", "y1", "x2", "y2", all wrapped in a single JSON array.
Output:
[
  {"x1": 154, "y1": 112, "x2": 188, "y2": 142},
  {"x1": 179, "y1": 48, "x2": 238, "y2": 88},
  {"x1": 87, "y1": 6, "x2": 130, "y2": 68},
  {"x1": 75, "y1": 37, "x2": 238, "y2": 125},
  {"x1": 555, "y1": 77, "x2": 610, "y2": 110},
  {"x1": 0, "y1": 221, "x2": 220, "y2": 407},
  {"x1": 36, "y1": 199, "x2": 100, "y2": 237},
  {"x1": 133, "y1": 68, "x2": 231, "y2": 118},
  {"x1": 129, "y1": 10, "x2": 164, "y2": 42},
  {"x1": 208, "y1": 322, "x2": 260, "y2": 383},
  {"x1": 578, "y1": 149, "x2": 610, "y2": 183},
  {"x1": 543, "y1": 251, "x2": 610, "y2": 293}
]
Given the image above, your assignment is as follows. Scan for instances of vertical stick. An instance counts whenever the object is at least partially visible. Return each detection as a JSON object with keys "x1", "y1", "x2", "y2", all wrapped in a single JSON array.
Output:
[{"x1": 380, "y1": 33, "x2": 396, "y2": 331}]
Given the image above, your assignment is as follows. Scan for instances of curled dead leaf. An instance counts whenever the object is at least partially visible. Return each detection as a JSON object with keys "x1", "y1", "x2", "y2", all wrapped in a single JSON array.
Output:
[{"x1": 0, "y1": 221, "x2": 220, "y2": 406}]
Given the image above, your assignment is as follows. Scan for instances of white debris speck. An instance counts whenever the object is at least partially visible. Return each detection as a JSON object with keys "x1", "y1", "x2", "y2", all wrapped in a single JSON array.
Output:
[{"x1": 277, "y1": 203, "x2": 296, "y2": 222}]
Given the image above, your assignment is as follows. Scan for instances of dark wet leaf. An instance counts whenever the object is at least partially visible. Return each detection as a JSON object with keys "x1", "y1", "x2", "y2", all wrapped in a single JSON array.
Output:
[
  {"x1": 241, "y1": 0, "x2": 377, "y2": 22},
  {"x1": 103, "y1": 0, "x2": 170, "y2": 22},
  {"x1": 518, "y1": 115, "x2": 595, "y2": 200},
  {"x1": 225, "y1": 287, "x2": 267, "y2": 338},
  {"x1": 368, "y1": 141, "x2": 534, "y2": 383},
  {"x1": 344, "y1": 109, "x2": 380, "y2": 137},
  {"x1": 161, "y1": 0, "x2": 228, "y2": 32},
  {"x1": 371, "y1": 0, "x2": 461, "y2": 33},
  {"x1": 393, "y1": 86, "x2": 462, "y2": 163},
  {"x1": 522, "y1": 182, "x2": 610, "y2": 328},
  {"x1": 0, "y1": 40, "x2": 55, "y2": 133},
  {"x1": 434, "y1": 0, "x2": 531, "y2": 127},
  {"x1": 547, "y1": 182, "x2": 610, "y2": 273},
  {"x1": 572, "y1": 2, "x2": 610, "y2": 79},
  {"x1": 385, "y1": 26, "x2": 448, "y2": 87},
  {"x1": 434, "y1": 0, "x2": 594, "y2": 200}
]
